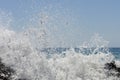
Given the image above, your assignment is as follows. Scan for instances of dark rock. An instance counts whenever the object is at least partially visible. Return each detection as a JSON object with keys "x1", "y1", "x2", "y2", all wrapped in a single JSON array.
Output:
[
  {"x1": 0, "y1": 58, "x2": 29, "y2": 80},
  {"x1": 105, "y1": 61, "x2": 116, "y2": 70},
  {"x1": 0, "y1": 58, "x2": 15, "y2": 80},
  {"x1": 105, "y1": 61, "x2": 120, "y2": 77}
]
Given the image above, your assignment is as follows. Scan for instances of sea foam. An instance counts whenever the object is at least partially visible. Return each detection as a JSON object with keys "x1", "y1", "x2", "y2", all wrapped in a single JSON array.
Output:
[{"x1": 0, "y1": 28, "x2": 119, "y2": 80}]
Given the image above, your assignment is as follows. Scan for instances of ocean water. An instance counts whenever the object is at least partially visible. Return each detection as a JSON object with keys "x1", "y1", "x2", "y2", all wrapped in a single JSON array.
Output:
[
  {"x1": 42, "y1": 47, "x2": 120, "y2": 59},
  {"x1": 0, "y1": 5, "x2": 120, "y2": 80},
  {"x1": 0, "y1": 28, "x2": 120, "y2": 80},
  {"x1": 109, "y1": 48, "x2": 120, "y2": 59}
]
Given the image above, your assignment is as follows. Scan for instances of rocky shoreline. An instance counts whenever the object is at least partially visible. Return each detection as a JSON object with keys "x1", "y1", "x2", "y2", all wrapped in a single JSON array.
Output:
[{"x1": 0, "y1": 57, "x2": 120, "y2": 80}]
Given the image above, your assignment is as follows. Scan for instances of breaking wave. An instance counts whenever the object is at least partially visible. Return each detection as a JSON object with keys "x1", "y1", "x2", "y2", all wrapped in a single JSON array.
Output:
[
  {"x1": 0, "y1": 27, "x2": 119, "y2": 80},
  {"x1": 0, "y1": 7, "x2": 119, "y2": 80}
]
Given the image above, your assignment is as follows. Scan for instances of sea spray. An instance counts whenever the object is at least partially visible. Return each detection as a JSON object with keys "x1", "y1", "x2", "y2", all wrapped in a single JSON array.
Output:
[
  {"x1": 0, "y1": 7, "x2": 119, "y2": 80},
  {"x1": 0, "y1": 28, "x2": 119, "y2": 80}
]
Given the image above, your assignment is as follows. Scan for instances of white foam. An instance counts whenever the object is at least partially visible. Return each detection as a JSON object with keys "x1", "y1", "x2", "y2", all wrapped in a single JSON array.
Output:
[{"x1": 0, "y1": 28, "x2": 119, "y2": 80}]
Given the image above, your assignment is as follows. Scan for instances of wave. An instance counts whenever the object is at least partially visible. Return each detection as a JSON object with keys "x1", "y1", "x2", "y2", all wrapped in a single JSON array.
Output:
[
  {"x1": 0, "y1": 7, "x2": 119, "y2": 79},
  {"x1": 0, "y1": 28, "x2": 120, "y2": 80}
]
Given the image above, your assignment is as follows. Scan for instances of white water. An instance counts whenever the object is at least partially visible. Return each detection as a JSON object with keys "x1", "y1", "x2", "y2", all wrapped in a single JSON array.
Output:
[
  {"x1": 0, "y1": 6, "x2": 119, "y2": 80},
  {"x1": 0, "y1": 27, "x2": 119, "y2": 80}
]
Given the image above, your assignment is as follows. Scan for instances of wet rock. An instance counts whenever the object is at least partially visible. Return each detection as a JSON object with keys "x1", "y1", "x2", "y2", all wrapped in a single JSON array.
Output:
[
  {"x1": 0, "y1": 58, "x2": 15, "y2": 80},
  {"x1": 105, "y1": 61, "x2": 120, "y2": 77}
]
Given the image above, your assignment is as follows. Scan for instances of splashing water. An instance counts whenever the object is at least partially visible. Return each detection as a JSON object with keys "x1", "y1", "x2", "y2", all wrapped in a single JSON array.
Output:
[
  {"x1": 0, "y1": 27, "x2": 119, "y2": 80},
  {"x1": 0, "y1": 9, "x2": 119, "y2": 80}
]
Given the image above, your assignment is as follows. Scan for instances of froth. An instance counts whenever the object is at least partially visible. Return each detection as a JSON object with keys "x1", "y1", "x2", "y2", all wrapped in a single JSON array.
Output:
[{"x1": 0, "y1": 28, "x2": 119, "y2": 80}]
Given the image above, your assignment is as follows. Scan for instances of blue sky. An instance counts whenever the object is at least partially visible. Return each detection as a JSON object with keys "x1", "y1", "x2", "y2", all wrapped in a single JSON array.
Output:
[{"x1": 0, "y1": 0, "x2": 120, "y2": 47}]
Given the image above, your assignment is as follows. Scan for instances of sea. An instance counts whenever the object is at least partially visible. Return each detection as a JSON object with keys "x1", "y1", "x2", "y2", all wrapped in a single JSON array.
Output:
[
  {"x1": 0, "y1": 28, "x2": 120, "y2": 80},
  {"x1": 0, "y1": 6, "x2": 120, "y2": 80},
  {"x1": 41, "y1": 47, "x2": 120, "y2": 60},
  {"x1": 109, "y1": 48, "x2": 120, "y2": 59}
]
